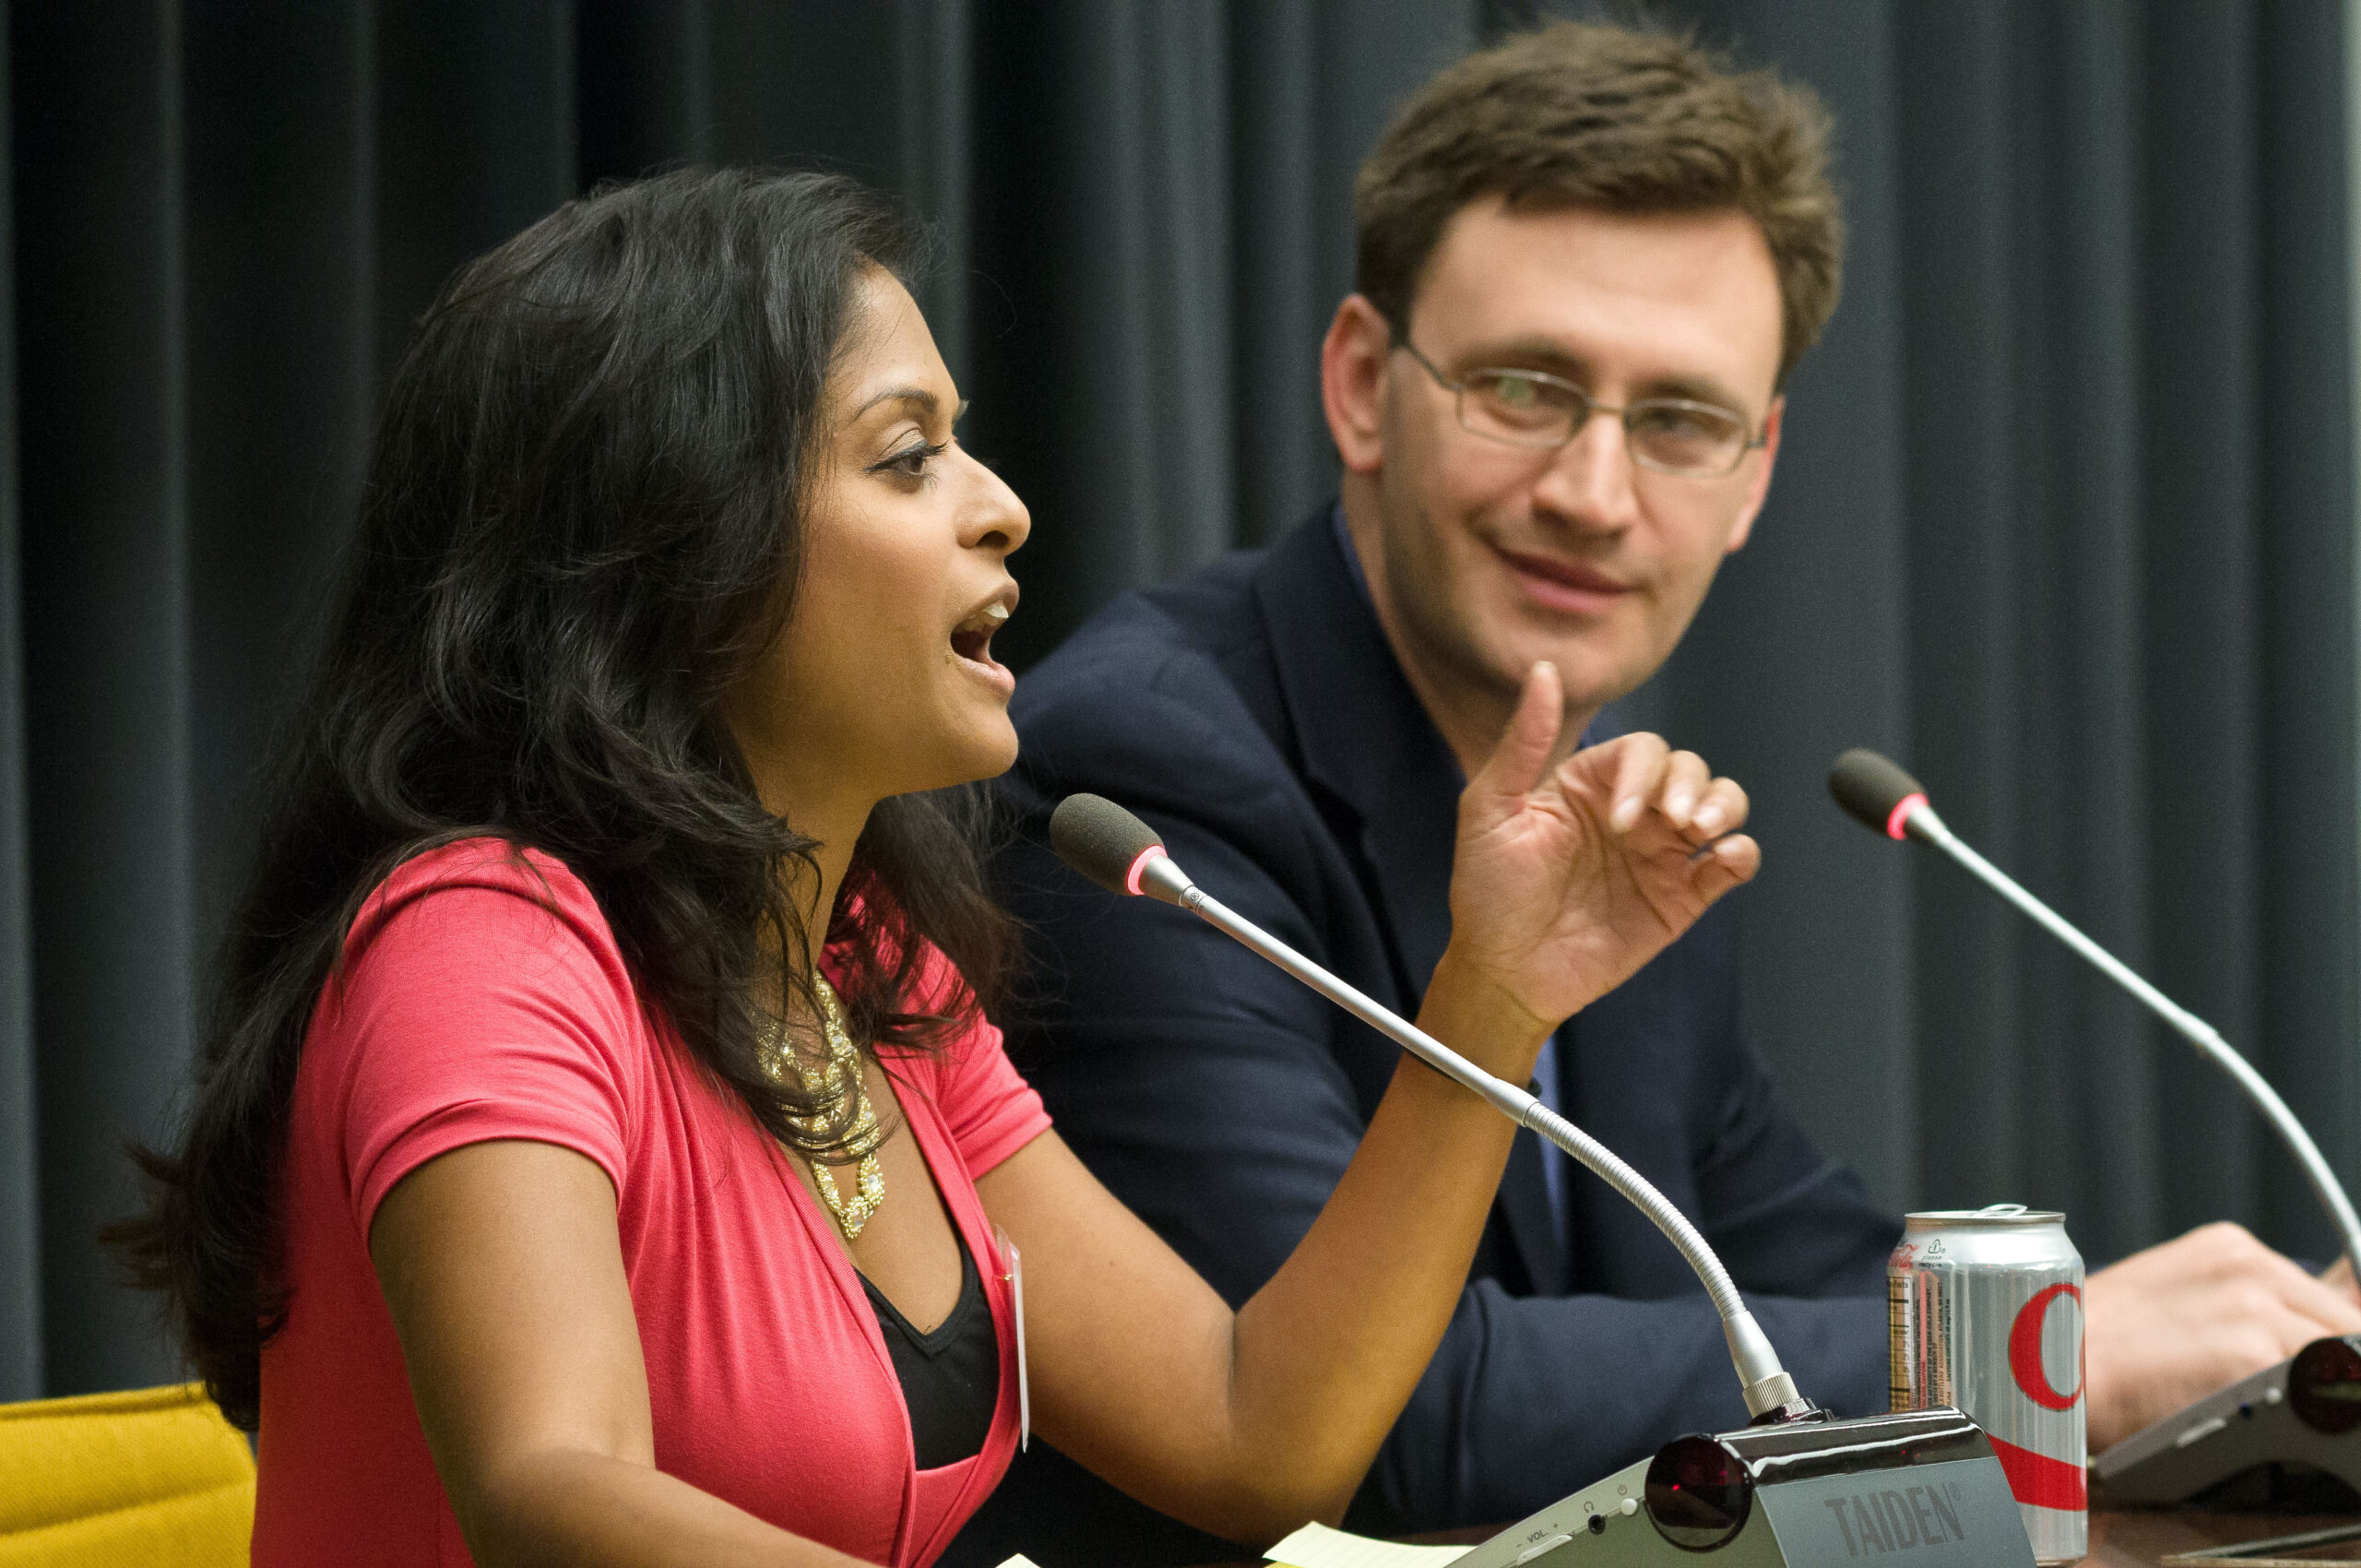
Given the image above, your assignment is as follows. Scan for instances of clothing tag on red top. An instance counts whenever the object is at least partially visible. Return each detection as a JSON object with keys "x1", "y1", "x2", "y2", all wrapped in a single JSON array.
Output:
[{"x1": 994, "y1": 1223, "x2": 1029, "y2": 1452}]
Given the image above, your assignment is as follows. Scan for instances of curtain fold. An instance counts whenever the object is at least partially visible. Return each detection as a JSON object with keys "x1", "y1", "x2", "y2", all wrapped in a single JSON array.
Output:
[
  {"x1": 2, "y1": 0, "x2": 2353, "y2": 1398},
  {"x1": 2253, "y1": 0, "x2": 2361, "y2": 1251},
  {"x1": 17, "y1": 0, "x2": 196, "y2": 1400},
  {"x1": 0, "y1": 0, "x2": 32, "y2": 1406}
]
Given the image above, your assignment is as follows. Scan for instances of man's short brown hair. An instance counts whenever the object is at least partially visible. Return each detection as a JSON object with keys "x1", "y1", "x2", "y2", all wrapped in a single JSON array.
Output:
[{"x1": 1355, "y1": 21, "x2": 1842, "y2": 387}]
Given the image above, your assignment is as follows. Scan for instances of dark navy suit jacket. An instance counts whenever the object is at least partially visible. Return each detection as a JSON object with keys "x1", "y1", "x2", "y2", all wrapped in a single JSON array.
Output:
[{"x1": 945, "y1": 514, "x2": 1898, "y2": 1567}]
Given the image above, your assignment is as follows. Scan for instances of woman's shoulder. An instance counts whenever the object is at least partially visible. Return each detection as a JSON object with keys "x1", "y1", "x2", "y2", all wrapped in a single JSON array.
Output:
[
  {"x1": 303, "y1": 838, "x2": 657, "y2": 1235},
  {"x1": 349, "y1": 837, "x2": 611, "y2": 953},
  {"x1": 335, "y1": 837, "x2": 635, "y2": 1017},
  {"x1": 362, "y1": 833, "x2": 595, "y2": 905}
]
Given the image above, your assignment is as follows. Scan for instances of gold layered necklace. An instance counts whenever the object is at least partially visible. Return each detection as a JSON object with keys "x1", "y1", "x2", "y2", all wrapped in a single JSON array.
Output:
[{"x1": 765, "y1": 975, "x2": 887, "y2": 1240}]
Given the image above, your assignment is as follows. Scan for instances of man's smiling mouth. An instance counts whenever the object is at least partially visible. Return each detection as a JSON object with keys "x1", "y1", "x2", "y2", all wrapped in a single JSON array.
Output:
[{"x1": 1492, "y1": 545, "x2": 1634, "y2": 612}]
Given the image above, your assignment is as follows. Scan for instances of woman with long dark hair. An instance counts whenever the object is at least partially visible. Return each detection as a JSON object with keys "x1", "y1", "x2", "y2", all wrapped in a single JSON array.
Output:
[{"x1": 114, "y1": 168, "x2": 1760, "y2": 1566}]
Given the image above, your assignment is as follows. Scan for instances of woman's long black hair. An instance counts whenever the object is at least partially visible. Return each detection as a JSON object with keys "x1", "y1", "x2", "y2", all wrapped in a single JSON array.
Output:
[{"x1": 108, "y1": 168, "x2": 1009, "y2": 1431}]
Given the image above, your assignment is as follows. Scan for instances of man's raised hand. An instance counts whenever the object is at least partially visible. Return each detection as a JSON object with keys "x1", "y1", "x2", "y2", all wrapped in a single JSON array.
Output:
[{"x1": 1436, "y1": 662, "x2": 1759, "y2": 1054}]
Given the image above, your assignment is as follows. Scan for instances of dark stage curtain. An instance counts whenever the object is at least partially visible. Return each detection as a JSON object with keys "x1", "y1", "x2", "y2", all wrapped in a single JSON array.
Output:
[{"x1": 1, "y1": 0, "x2": 2353, "y2": 1426}]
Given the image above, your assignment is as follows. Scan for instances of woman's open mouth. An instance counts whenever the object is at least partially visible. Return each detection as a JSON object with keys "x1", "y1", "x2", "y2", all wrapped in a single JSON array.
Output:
[{"x1": 950, "y1": 596, "x2": 1015, "y2": 692}]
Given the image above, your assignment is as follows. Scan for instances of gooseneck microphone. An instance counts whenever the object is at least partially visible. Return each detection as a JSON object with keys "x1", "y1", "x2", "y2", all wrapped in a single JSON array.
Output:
[
  {"x1": 1048, "y1": 792, "x2": 1809, "y2": 1420},
  {"x1": 1827, "y1": 749, "x2": 2361, "y2": 1267}
]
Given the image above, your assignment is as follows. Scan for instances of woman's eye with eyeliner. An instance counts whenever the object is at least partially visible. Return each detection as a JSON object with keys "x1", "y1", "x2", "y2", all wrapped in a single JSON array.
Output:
[{"x1": 875, "y1": 440, "x2": 946, "y2": 481}]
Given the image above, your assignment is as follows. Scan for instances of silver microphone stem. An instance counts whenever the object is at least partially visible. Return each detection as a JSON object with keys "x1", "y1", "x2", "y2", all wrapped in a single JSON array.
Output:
[
  {"x1": 1906, "y1": 802, "x2": 2361, "y2": 1267},
  {"x1": 1132, "y1": 855, "x2": 1802, "y2": 1417}
]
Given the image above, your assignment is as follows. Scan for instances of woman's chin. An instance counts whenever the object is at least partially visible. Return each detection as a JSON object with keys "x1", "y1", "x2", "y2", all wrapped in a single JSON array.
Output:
[
  {"x1": 971, "y1": 719, "x2": 1021, "y2": 779},
  {"x1": 892, "y1": 718, "x2": 1020, "y2": 795},
  {"x1": 961, "y1": 731, "x2": 1021, "y2": 783}
]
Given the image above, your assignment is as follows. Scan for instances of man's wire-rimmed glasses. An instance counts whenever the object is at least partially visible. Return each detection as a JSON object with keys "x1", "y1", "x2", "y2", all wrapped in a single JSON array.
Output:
[{"x1": 1394, "y1": 337, "x2": 1765, "y2": 480}]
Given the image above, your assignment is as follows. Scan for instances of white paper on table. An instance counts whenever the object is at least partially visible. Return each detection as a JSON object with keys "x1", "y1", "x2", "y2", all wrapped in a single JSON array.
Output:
[
  {"x1": 991, "y1": 1557, "x2": 1044, "y2": 1568},
  {"x1": 1265, "y1": 1521, "x2": 1474, "y2": 1568}
]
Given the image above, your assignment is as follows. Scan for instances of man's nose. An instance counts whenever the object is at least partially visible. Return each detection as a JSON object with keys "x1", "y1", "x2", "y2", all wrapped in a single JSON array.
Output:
[{"x1": 1531, "y1": 409, "x2": 1643, "y2": 534}]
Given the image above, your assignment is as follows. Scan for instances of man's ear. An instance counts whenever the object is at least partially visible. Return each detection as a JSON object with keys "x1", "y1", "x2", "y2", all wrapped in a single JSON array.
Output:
[
  {"x1": 1724, "y1": 395, "x2": 1784, "y2": 553},
  {"x1": 1322, "y1": 294, "x2": 1394, "y2": 475}
]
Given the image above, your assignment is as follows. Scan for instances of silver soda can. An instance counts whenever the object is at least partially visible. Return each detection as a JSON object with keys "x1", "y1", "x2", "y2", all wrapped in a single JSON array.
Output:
[{"x1": 1890, "y1": 1204, "x2": 2086, "y2": 1563}]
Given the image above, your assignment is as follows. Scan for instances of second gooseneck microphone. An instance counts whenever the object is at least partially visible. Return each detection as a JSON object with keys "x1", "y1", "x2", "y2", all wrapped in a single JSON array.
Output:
[
  {"x1": 1828, "y1": 748, "x2": 2361, "y2": 1267},
  {"x1": 1048, "y1": 791, "x2": 1810, "y2": 1421}
]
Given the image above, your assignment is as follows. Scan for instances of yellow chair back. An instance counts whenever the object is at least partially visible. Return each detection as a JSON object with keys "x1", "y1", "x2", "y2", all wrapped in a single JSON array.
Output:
[{"x1": 0, "y1": 1383, "x2": 254, "y2": 1566}]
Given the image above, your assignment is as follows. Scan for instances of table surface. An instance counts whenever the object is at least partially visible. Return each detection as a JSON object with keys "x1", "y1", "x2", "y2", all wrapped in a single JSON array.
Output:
[{"x1": 1198, "y1": 1511, "x2": 2361, "y2": 1566}]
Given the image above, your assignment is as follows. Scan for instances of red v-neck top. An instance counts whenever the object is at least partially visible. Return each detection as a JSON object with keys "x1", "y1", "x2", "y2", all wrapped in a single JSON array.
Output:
[{"x1": 254, "y1": 839, "x2": 1050, "y2": 1567}]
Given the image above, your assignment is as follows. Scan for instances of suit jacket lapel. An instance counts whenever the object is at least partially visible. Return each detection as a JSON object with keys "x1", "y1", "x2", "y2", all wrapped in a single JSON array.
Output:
[
  {"x1": 1251, "y1": 511, "x2": 1570, "y2": 1294},
  {"x1": 1252, "y1": 520, "x2": 1456, "y2": 1003}
]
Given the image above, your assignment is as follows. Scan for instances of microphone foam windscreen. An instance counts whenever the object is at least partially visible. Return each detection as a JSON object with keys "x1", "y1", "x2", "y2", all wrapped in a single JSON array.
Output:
[
  {"x1": 1049, "y1": 793, "x2": 1167, "y2": 896},
  {"x1": 1828, "y1": 749, "x2": 1927, "y2": 836}
]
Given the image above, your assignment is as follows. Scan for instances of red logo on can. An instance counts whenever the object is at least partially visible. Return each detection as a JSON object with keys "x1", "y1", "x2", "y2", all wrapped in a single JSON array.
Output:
[{"x1": 2008, "y1": 1282, "x2": 2083, "y2": 1411}]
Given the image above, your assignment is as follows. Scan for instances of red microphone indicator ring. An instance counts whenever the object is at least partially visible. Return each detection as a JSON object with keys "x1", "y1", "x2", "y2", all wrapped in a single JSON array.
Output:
[
  {"x1": 1123, "y1": 844, "x2": 1167, "y2": 898},
  {"x1": 1886, "y1": 792, "x2": 1928, "y2": 841}
]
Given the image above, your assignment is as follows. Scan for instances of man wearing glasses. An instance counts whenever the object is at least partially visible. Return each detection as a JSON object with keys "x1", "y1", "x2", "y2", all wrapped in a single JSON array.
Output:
[{"x1": 953, "y1": 21, "x2": 2361, "y2": 1566}]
